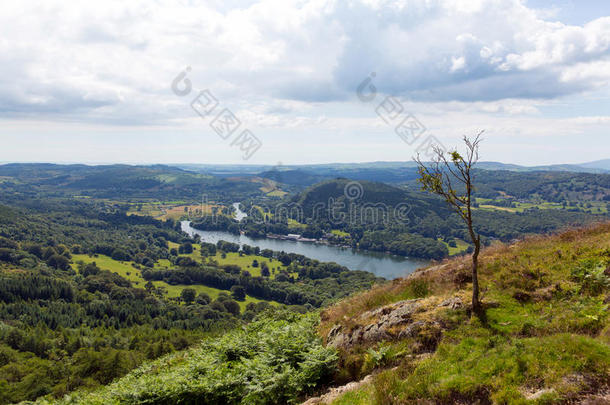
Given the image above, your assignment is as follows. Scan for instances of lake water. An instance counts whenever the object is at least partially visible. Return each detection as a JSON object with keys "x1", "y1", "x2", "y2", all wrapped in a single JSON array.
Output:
[{"x1": 181, "y1": 221, "x2": 430, "y2": 280}]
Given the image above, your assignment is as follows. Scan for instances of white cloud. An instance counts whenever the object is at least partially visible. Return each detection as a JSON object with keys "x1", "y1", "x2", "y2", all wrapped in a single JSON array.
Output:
[
  {"x1": 1, "y1": 0, "x2": 610, "y2": 125},
  {"x1": 0, "y1": 0, "x2": 609, "y2": 165}
]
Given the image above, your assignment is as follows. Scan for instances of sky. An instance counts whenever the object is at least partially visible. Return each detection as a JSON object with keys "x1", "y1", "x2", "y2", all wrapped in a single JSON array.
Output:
[{"x1": 1, "y1": 0, "x2": 609, "y2": 166}]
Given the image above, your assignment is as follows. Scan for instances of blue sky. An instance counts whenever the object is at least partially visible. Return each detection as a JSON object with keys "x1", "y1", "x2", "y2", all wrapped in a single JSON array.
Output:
[{"x1": 1, "y1": 0, "x2": 609, "y2": 165}]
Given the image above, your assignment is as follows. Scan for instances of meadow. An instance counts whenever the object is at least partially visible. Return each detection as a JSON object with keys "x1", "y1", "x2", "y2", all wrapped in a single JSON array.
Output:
[{"x1": 72, "y1": 252, "x2": 270, "y2": 310}]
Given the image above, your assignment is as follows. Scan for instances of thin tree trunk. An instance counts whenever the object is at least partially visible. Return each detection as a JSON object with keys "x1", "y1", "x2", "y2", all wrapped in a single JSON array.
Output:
[
  {"x1": 471, "y1": 235, "x2": 481, "y2": 313},
  {"x1": 466, "y1": 174, "x2": 481, "y2": 314}
]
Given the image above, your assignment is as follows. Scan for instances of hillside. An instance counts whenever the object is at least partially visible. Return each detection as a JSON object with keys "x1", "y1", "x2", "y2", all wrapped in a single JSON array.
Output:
[
  {"x1": 291, "y1": 178, "x2": 449, "y2": 216},
  {"x1": 0, "y1": 197, "x2": 381, "y2": 403},
  {"x1": 316, "y1": 222, "x2": 610, "y2": 404},
  {"x1": 0, "y1": 163, "x2": 264, "y2": 202},
  {"x1": 46, "y1": 222, "x2": 610, "y2": 404},
  {"x1": 242, "y1": 178, "x2": 606, "y2": 260}
]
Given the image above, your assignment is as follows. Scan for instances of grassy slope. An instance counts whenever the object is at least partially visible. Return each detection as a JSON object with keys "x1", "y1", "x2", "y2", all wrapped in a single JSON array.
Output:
[
  {"x1": 438, "y1": 237, "x2": 470, "y2": 256},
  {"x1": 320, "y1": 222, "x2": 610, "y2": 404}
]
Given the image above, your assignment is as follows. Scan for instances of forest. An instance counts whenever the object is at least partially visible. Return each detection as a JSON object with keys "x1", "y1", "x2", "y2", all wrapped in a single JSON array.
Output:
[{"x1": 0, "y1": 192, "x2": 379, "y2": 403}]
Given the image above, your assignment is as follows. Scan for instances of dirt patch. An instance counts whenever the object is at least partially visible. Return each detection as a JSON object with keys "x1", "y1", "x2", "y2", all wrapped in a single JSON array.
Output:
[{"x1": 301, "y1": 373, "x2": 375, "y2": 405}]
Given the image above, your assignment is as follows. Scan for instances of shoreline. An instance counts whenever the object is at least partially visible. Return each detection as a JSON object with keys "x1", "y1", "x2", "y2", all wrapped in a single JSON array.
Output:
[{"x1": 187, "y1": 221, "x2": 432, "y2": 261}]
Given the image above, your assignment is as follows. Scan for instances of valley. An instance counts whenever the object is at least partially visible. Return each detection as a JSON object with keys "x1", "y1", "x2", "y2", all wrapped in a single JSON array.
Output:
[{"x1": 0, "y1": 162, "x2": 608, "y2": 404}]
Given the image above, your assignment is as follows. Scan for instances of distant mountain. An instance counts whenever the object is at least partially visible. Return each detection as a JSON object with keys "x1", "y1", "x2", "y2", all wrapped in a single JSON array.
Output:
[
  {"x1": 176, "y1": 160, "x2": 609, "y2": 179},
  {"x1": 477, "y1": 161, "x2": 609, "y2": 174},
  {"x1": 579, "y1": 159, "x2": 610, "y2": 171},
  {"x1": 0, "y1": 163, "x2": 264, "y2": 201},
  {"x1": 258, "y1": 169, "x2": 329, "y2": 187}
]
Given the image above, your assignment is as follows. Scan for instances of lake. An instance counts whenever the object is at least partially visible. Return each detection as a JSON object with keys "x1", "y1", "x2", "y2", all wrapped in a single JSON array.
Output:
[{"x1": 181, "y1": 221, "x2": 430, "y2": 279}]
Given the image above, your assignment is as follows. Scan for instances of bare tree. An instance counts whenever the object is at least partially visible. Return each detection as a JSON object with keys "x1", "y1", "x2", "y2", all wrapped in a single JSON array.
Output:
[{"x1": 415, "y1": 132, "x2": 484, "y2": 314}]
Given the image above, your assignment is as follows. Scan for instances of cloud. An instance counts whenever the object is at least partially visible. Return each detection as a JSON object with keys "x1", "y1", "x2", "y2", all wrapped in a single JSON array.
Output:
[
  {"x1": 0, "y1": 0, "x2": 609, "y2": 126},
  {"x1": 331, "y1": 1, "x2": 610, "y2": 101}
]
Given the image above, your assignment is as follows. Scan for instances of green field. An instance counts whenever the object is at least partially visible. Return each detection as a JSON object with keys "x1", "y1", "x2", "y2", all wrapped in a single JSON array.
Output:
[
  {"x1": 71, "y1": 254, "x2": 269, "y2": 310},
  {"x1": 266, "y1": 190, "x2": 288, "y2": 197},
  {"x1": 168, "y1": 241, "x2": 295, "y2": 279},
  {"x1": 331, "y1": 229, "x2": 350, "y2": 237},
  {"x1": 476, "y1": 197, "x2": 609, "y2": 214},
  {"x1": 438, "y1": 238, "x2": 470, "y2": 255},
  {"x1": 211, "y1": 252, "x2": 292, "y2": 278}
]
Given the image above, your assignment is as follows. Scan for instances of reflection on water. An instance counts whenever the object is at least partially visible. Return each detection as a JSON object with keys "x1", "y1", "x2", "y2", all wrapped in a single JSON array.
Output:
[{"x1": 181, "y1": 221, "x2": 430, "y2": 280}]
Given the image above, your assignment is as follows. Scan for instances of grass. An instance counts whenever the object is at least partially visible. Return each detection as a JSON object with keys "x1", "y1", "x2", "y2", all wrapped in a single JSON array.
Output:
[
  {"x1": 167, "y1": 240, "x2": 296, "y2": 279},
  {"x1": 167, "y1": 242, "x2": 294, "y2": 278},
  {"x1": 365, "y1": 332, "x2": 609, "y2": 404},
  {"x1": 439, "y1": 238, "x2": 470, "y2": 256},
  {"x1": 127, "y1": 202, "x2": 221, "y2": 220},
  {"x1": 475, "y1": 197, "x2": 609, "y2": 214},
  {"x1": 331, "y1": 385, "x2": 375, "y2": 404},
  {"x1": 256, "y1": 178, "x2": 287, "y2": 197},
  {"x1": 71, "y1": 254, "x2": 143, "y2": 284},
  {"x1": 71, "y1": 253, "x2": 270, "y2": 310},
  {"x1": 267, "y1": 190, "x2": 288, "y2": 197},
  {"x1": 210, "y1": 252, "x2": 292, "y2": 278},
  {"x1": 158, "y1": 283, "x2": 266, "y2": 308},
  {"x1": 331, "y1": 229, "x2": 351, "y2": 238},
  {"x1": 322, "y1": 222, "x2": 610, "y2": 404}
]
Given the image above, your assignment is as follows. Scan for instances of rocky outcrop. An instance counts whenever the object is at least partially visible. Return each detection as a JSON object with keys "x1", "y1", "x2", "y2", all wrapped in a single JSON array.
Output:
[
  {"x1": 327, "y1": 299, "x2": 422, "y2": 349},
  {"x1": 327, "y1": 296, "x2": 465, "y2": 350}
]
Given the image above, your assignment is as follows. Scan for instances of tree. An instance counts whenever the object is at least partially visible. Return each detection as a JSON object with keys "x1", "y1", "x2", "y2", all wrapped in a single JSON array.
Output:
[
  {"x1": 178, "y1": 242, "x2": 193, "y2": 254},
  {"x1": 180, "y1": 288, "x2": 196, "y2": 304},
  {"x1": 230, "y1": 285, "x2": 246, "y2": 301},
  {"x1": 416, "y1": 132, "x2": 484, "y2": 314},
  {"x1": 223, "y1": 299, "x2": 241, "y2": 316},
  {"x1": 261, "y1": 262, "x2": 270, "y2": 277},
  {"x1": 111, "y1": 248, "x2": 131, "y2": 261},
  {"x1": 47, "y1": 254, "x2": 71, "y2": 270},
  {"x1": 196, "y1": 292, "x2": 211, "y2": 305}
]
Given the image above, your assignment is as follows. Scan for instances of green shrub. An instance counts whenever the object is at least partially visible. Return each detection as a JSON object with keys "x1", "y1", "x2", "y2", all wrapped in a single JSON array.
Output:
[
  {"x1": 570, "y1": 259, "x2": 610, "y2": 295},
  {"x1": 46, "y1": 311, "x2": 337, "y2": 405}
]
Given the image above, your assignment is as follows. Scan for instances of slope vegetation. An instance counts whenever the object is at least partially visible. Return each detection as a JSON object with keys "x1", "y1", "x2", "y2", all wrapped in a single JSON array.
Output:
[
  {"x1": 41, "y1": 223, "x2": 610, "y2": 405},
  {"x1": 317, "y1": 222, "x2": 610, "y2": 404}
]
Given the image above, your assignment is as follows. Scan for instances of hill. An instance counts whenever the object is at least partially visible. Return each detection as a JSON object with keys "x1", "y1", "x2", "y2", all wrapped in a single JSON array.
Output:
[
  {"x1": 44, "y1": 222, "x2": 610, "y2": 404},
  {"x1": 0, "y1": 163, "x2": 264, "y2": 202},
  {"x1": 291, "y1": 178, "x2": 448, "y2": 216},
  {"x1": 247, "y1": 178, "x2": 606, "y2": 259},
  {"x1": 317, "y1": 222, "x2": 610, "y2": 404},
  {"x1": 182, "y1": 161, "x2": 610, "y2": 187},
  {"x1": 259, "y1": 169, "x2": 329, "y2": 187},
  {"x1": 581, "y1": 159, "x2": 610, "y2": 172}
]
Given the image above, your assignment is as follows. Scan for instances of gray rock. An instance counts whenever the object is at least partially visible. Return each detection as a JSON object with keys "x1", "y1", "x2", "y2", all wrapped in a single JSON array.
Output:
[
  {"x1": 439, "y1": 297, "x2": 463, "y2": 309},
  {"x1": 362, "y1": 323, "x2": 390, "y2": 342},
  {"x1": 328, "y1": 299, "x2": 425, "y2": 349},
  {"x1": 328, "y1": 324, "x2": 342, "y2": 339},
  {"x1": 398, "y1": 320, "x2": 425, "y2": 339}
]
